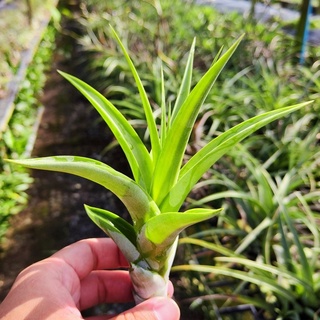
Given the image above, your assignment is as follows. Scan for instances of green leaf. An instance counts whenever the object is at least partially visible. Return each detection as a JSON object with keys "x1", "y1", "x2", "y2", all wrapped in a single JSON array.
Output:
[
  {"x1": 152, "y1": 35, "x2": 244, "y2": 206},
  {"x1": 109, "y1": 26, "x2": 161, "y2": 166},
  {"x1": 58, "y1": 71, "x2": 153, "y2": 190},
  {"x1": 189, "y1": 190, "x2": 266, "y2": 213},
  {"x1": 277, "y1": 215, "x2": 294, "y2": 272},
  {"x1": 214, "y1": 257, "x2": 312, "y2": 290},
  {"x1": 159, "y1": 64, "x2": 167, "y2": 146},
  {"x1": 170, "y1": 38, "x2": 196, "y2": 124},
  {"x1": 171, "y1": 265, "x2": 297, "y2": 303},
  {"x1": 145, "y1": 208, "x2": 221, "y2": 245},
  {"x1": 85, "y1": 205, "x2": 140, "y2": 262},
  {"x1": 179, "y1": 237, "x2": 243, "y2": 258},
  {"x1": 161, "y1": 101, "x2": 313, "y2": 211},
  {"x1": 235, "y1": 217, "x2": 273, "y2": 255},
  {"x1": 85, "y1": 205, "x2": 136, "y2": 244},
  {"x1": 8, "y1": 156, "x2": 159, "y2": 228},
  {"x1": 280, "y1": 206, "x2": 314, "y2": 285}
]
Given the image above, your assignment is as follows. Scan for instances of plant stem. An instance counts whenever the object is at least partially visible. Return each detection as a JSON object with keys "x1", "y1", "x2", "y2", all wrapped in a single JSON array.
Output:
[{"x1": 130, "y1": 237, "x2": 178, "y2": 304}]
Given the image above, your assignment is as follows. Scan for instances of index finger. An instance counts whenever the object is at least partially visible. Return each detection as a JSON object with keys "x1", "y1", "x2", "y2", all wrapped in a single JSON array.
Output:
[{"x1": 52, "y1": 238, "x2": 129, "y2": 280}]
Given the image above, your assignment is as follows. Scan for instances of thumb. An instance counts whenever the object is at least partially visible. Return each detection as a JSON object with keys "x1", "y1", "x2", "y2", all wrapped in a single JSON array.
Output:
[{"x1": 110, "y1": 297, "x2": 180, "y2": 320}]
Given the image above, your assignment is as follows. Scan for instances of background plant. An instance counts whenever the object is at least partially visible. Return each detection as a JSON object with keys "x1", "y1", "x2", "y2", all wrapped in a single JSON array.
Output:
[
  {"x1": 0, "y1": 23, "x2": 56, "y2": 242},
  {"x1": 172, "y1": 107, "x2": 320, "y2": 318},
  {"x1": 67, "y1": 0, "x2": 319, "y2": 148},
  {"x1": 173, "y1": 156, "x2": 320, "y2": 318},
  {"x1": 0, "y1": 0, "x2": 57, "y2": 97}
]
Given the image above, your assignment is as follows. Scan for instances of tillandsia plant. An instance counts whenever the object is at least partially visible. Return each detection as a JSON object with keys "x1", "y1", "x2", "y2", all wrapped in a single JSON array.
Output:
[{"x1": 8, "y1": 27, "x2": 312, "y2": 304}]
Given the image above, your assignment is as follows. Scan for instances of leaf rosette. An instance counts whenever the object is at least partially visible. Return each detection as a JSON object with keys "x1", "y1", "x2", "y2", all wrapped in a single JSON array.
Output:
[{"x1": 8, "y1": 27, "x2": 312, "y2": 303}]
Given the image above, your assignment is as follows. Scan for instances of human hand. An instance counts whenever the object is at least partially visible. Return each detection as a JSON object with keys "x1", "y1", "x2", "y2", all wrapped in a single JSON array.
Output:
[{"x1": 0, "y1": 238, "x2": 180, "y2": 320}]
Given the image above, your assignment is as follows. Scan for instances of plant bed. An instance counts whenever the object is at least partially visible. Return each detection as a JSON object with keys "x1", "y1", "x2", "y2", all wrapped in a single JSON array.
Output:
[{"x1": 0, "y1": 0, "x2": 59, "y2": 242}]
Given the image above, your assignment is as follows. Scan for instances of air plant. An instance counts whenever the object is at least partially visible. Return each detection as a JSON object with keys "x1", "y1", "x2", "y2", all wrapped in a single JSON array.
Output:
[{"x1": 8, "y1": 27, "x2": 311, "y2": 304}]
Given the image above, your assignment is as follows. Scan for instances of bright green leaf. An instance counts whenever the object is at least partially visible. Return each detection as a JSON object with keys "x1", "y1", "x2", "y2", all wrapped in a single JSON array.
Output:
[
  {"x1": 152, "y1": 35, "x2": 244, "y2": 206},
  {"x1": 145, "y1": 208, "x2": 221, "y2": 245},
  {"x1": 160, "y1": 64, "x2": 167, "y2": 146},
  {"x1": 109, "y1": 26, "x2": 161, "y2": 166},
  {"x1": 7, "y1": 156, "x2": 159, "y2": 228},
  {"x1": 170, "y1": 38, "x2": 196, "y2": 124},
  {"x1": 161, "y1": 101, "x2": 313, "y2": 211},
  {"x1": 58, "y1": 71, "x2": 153, "y2": 189}
]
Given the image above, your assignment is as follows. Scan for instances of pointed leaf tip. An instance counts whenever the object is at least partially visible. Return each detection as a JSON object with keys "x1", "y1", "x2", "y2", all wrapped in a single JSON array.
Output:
[
  {"x1": 85, "y1": 205, "x2": 136, "y2": 243},
  {"x1": 85, "y1": 205, "x2": 140, "y2": 262}
]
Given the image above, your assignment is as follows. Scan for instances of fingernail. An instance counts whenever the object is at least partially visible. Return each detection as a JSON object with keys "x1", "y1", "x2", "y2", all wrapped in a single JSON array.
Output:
[{"x1": 153, "y1": 297, "x2": 179, "y2": 320}]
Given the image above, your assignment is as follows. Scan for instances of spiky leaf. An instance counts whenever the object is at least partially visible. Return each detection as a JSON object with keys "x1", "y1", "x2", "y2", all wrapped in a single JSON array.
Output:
[
  {"x1": 152, "y1": 35, "x2": 244, "y2": 205},
  {"x1": 161, "y1": 101, "x2": 313, "y2": 211},
  {"x1": 58, "y1": 71, "x2": 153, "y2": 190},
  {"x1": 109, "y1": 25, "x2": 161, "y2": 165}
]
